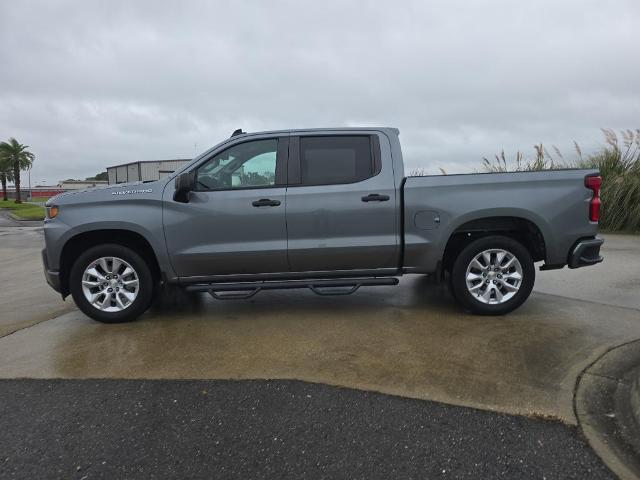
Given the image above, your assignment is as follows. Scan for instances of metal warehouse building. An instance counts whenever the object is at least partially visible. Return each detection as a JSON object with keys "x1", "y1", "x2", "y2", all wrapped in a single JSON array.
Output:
[{"x1": 107, "y1": 159, "x2": 190, "y2": 185}]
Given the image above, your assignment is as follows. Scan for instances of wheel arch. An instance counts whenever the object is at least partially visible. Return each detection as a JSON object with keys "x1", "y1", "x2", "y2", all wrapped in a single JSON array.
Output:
[
  {"x1": 442, "y1": 215, "x2": 547, "y2": 273},
  {"x1": 59, "y1": 229, "x2": 162, "y2": 298}
]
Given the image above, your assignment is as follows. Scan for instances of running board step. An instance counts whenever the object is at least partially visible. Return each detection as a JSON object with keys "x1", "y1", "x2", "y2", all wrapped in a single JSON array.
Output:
[{"x1": 184, "y1": 277, "x2": 399, "y2": 300}]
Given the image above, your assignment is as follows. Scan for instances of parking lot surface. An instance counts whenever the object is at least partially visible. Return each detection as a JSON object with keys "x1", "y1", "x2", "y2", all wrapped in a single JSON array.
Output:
[
  {"x1": 1, "y1": 379, "x2": 613, "y2": 479},
  {"x1": 0, "y1": 227, "x2": 639, "y2": 423},
  {"x1": 0, "y1": 223, "x2": 74, "y2": 336},
  {"x1": 0, "y1": 225, "x2": 639, "y2": 477}
]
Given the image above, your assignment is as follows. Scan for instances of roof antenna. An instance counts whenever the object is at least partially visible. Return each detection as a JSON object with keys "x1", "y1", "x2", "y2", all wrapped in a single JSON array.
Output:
[{"x1": 231, "y1": 128, "x2": 245, "y2": 137}]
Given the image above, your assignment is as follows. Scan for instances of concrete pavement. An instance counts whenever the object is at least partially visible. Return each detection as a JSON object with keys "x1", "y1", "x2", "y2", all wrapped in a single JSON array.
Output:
[
  {"x1": 536, "y1": 233, "x2": 640, "y2": 310},
  {"x1": 0, "y1": 229, "x2": 639, "y2": 426},
  {"x1": 0, "y1": 222, "x2": 74, "y2": 337},
  {"x1": 575, "y1": 339, "x2": 640, "y2": 479}
]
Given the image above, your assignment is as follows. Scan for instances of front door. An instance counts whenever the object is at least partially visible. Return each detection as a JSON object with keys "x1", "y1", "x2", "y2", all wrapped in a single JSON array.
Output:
[
  {"x1": 163, "y1": 136, "x2": 289, "y2": 278},
  {"x1": 285, "y1": 133, "x2": 399, "y2": 273}
]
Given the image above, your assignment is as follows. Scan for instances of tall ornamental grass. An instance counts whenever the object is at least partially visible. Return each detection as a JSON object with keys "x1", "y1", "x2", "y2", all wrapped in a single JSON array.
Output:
[{"x1": 482, "y1": 129, "x2": 640, "y2": 232}]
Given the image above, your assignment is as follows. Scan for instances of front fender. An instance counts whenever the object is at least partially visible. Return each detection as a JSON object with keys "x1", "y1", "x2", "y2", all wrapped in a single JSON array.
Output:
[{"x1": 43, "y1": 180, "x2": 180, "y2": 291}]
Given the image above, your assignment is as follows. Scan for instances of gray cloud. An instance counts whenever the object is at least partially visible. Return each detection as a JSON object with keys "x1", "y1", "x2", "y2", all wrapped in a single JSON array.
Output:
[{"x1": 1, "y1": 0, "x2": 638, "y2": 184}]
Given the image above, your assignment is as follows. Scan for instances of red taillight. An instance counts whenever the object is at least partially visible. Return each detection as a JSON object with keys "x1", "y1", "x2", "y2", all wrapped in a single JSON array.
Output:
[{"x1": 585, "y1": 175, "x2": 602, "y2": 222}]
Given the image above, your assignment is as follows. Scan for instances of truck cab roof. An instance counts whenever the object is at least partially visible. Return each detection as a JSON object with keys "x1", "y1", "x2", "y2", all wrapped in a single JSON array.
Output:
[{"x1": 229, "y1": 127, "x2": 400, "y2": 138}]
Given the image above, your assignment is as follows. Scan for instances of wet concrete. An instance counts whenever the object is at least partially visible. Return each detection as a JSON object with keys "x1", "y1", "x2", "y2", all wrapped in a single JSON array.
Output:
[
  {"x1": 575, "y1": 339, "x2": 640, "y2": 479},
  {"x1": 0, "y1": 225, "x2": 74, "y2": 336},
  {"x1": 0, "y1": 231, "x2": 638, "y2": 426},
  {"x1": 536, "y1": 233, "x2": 640, "y2": 310},
  {"x1": 2, "y1": 276, "x2": 640, "y2": 424}
]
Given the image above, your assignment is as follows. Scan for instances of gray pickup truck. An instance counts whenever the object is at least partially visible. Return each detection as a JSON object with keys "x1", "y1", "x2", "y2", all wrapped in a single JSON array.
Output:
[{"x1": 42, "y1": 127, "x2": 603, "y2": 323}]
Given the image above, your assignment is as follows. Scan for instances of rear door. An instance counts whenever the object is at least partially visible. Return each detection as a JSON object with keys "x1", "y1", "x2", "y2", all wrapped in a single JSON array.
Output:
[{"x1": 285, "y1": 132, "x2": 399, "y2": 273}]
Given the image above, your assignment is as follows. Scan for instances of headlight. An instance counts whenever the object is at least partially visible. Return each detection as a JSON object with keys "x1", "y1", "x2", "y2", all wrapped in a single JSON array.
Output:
[{"x1": 46, "y1": 206, "x2": 59, "y2": 219}]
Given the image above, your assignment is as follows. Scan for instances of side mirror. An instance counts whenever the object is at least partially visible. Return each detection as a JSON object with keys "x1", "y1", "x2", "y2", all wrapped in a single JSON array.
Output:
[{"x1": 174, "y1": 171, "x2": 195, "y2": 203}]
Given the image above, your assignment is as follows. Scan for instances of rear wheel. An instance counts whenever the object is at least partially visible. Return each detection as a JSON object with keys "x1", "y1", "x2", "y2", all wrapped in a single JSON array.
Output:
[
  {"x1": 451, "y1": 235, "x2": 535, "y2": 315},
  {"x1": 70, "y1": 244, "x2": 154, "y2": 323}
]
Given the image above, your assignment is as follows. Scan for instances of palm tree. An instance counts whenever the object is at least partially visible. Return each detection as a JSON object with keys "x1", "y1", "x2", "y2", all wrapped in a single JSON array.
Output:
[
  {"x1": 0, "y1": 138, "x2": 35, "y2": 203},
  {"x1": 0, "y1": 155, "x2": 14, "y2": 201}
]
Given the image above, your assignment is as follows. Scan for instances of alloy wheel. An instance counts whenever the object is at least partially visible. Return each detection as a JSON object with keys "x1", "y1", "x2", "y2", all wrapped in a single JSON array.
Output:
[
  {"x1": 81, "y1": 256, "x2": 140, "y2": 312},
  {"x1": 465, "y1": 248, "x2": 523, "y2": 304}
]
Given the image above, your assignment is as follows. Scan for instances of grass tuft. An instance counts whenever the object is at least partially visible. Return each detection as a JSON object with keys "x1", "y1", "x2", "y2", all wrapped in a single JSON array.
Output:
[
  {"x1": 1, "y1": 200, "x2": 45, "y2": 220},
  {"x1": 482, "y1": 129, "x2": 640, "y2": 233}
]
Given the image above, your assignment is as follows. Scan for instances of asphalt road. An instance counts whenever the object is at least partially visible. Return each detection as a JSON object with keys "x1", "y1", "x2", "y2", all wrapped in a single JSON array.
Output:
[{"x1": 0, "y1": 379, "x2": 614, "y2": 480}]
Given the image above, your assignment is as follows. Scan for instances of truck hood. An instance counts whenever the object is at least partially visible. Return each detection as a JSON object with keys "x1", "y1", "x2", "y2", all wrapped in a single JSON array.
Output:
[{"x1": 47, "y1": 180, "x2": 165, "y2": 206}]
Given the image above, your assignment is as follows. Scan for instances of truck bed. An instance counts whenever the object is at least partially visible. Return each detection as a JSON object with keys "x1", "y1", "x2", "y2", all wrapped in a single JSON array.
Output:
[{"x1": 402, "y1": 169, "x2": 599, "y2": 273}]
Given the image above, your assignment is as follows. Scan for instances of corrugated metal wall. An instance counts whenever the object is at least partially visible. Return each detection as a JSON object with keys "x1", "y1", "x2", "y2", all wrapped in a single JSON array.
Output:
[
  {"x1": 127, "y1": 163, "x2": 140, "y2": 182},
  {"x1": 159, "y1": 160, "x2": 186, "y2": 179},
  {"x1": 108, "y1": 160, "x2": 189, "y2": 184},
  {"x1": 141, "y1": 160, "x2": 188, "y2": 181},
  {"x1": 140, "y1": 162, "x2": 160, "y2": 181},
  {"x1": 116, "y1": 166, "x2": 127, "y2": 183}
]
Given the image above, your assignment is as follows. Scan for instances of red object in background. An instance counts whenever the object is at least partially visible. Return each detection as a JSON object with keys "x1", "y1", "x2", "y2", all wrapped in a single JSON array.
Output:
[
  {"x1": 31, "y1": 189, "x2": 65, "y2": 197},
  {"x1": 584, "y1": 175, "x2": 601, "y2": 222}
]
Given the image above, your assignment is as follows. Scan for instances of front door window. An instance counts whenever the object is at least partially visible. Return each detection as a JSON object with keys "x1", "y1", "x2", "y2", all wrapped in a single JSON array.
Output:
[{"x1": 195, "y1": 139, "x2": 278, "y2": 190}]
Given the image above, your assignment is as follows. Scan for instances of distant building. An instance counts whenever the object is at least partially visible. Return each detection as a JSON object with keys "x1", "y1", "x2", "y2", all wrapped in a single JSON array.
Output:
[{"x1": 106, "y1": 159, "x2": 190, "y2": 185}]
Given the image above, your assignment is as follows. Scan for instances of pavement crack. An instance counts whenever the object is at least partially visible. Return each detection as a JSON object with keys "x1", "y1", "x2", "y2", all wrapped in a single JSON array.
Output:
[
  {"x1": 582, "y1": 371, "x2": 624, "y2": 383},
  {"x1": 0, "y1": 310, "x2": 72, "y2": 340},
  {"x1": 534, "y1": 291, "x2": 640, "y2": 313}
]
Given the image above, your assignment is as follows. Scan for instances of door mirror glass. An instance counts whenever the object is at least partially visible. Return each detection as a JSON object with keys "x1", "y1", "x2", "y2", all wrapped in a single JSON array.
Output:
[{"x1": 174, "y1": 170, "x2": 195, "y2": 203}]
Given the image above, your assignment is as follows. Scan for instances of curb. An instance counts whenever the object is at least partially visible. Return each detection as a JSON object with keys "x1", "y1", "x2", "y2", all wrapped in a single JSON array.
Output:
[
  {"x1": 7, "y1": 212, "x2": 43, "y2": 222},
  {"x1": 7, "y1": 212, "x2": 24, "y2": 221},
  {"x1": 0, "y1": 210, "x2": 44, "y2": 224},
  {"x1": 575, "y1": 339, "x2": 640, "y2": 480}
]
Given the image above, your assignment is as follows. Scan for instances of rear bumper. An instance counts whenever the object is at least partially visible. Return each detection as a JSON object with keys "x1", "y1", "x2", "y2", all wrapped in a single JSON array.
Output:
[
  {"x1": 42, "y1": 249, "x2": 61, "y2": 293},
  {"x1": 568, "y1": 236, "x2": 604, "y2": 269}
]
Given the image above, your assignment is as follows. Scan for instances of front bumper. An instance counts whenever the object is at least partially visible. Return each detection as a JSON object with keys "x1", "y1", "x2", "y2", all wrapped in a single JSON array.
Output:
[
  {"x1": 568, "y1": 236, "x2": 604, "y2": 269},
  {"x1": 42, "y1": 248, "x2": 61, "y2": 292}
]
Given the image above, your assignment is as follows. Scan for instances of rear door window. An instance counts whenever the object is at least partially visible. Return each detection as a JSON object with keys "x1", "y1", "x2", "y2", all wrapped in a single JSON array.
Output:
[{"x1": 298, "y1": 136, "x2": 377, "y2": 186}]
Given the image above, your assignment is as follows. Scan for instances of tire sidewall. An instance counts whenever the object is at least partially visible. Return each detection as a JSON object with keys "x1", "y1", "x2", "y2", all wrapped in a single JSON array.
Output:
[
  {"x1": 451, "y1": 235, "x2": 535, "y2": 315},
  {"x1": 70, "y1": 244, "x2": 153, "y2": 323}
]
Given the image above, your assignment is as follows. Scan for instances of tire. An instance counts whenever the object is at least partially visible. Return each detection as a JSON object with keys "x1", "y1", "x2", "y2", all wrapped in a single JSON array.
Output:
[
  {"x1": 450, "y1": 235, "x2": 535, "y2": 315},
  {"x1": 69, "y1": 244, "x2": 154, "y2": 323}
]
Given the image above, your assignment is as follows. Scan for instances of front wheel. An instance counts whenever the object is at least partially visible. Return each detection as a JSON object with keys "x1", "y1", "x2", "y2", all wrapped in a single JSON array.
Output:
[
  {"x1": 69, "y1": 244, "x2": 154, "y2": 323},
  {"x1": 450, "y1": 235, "x2": 535, "y2": 315}
]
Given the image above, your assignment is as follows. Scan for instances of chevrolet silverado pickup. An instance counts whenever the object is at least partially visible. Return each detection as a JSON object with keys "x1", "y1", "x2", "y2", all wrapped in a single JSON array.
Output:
[{"x1": 42, "y1": 127, "x2": 604, "y2": 323}]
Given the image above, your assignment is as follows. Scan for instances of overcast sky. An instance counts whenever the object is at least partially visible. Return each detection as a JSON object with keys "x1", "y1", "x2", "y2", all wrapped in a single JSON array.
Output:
[{"x1": 1, "y1": 1, "x2": 638, "y2": 185}]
